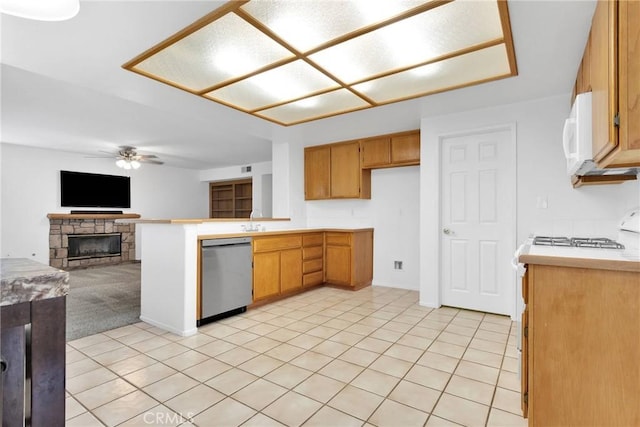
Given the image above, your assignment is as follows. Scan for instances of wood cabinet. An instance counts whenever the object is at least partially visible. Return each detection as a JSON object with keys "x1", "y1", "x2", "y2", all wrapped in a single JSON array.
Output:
[
  {"x1": 305, "y1": 130, "x2": 419, "y2": 200},
  {"x1": 361, "y1": 130, "x2": 420, "y2": 169},
  {"x1": 521, "y1": 264, "x2": 640, "y2": 425},
  {"x1": 576, "y1": 0, "x2": 640, "y2": 169},
  {"x1": 209, "y1": 179, "x2": 252, "y2": 218},
  {"x1": 325, "y1": 230, "x2": 373, "y2": 289},
  {"x1": 304, "y1": 146, "x2": 330, "y2": 200},
  {"x1": 302, "y1": 233, "x2": 324, "y2": 287},
  {"x1": 304, "y1": 141, "x2": 371, "y2": 200},
  {"x1": 253, "y1": 235, "x2": 302, "y2": 301}
]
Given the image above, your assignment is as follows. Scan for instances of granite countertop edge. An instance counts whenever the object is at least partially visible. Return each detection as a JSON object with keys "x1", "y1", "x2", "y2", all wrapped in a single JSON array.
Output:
[{"x1": 1, "y1": 258, "x2": 70, "y2": 306}]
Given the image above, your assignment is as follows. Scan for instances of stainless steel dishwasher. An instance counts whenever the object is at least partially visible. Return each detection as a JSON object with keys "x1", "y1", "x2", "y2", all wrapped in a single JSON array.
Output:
[{"x1": 199, "y1": 236, "x2": 253, "y2": 326}]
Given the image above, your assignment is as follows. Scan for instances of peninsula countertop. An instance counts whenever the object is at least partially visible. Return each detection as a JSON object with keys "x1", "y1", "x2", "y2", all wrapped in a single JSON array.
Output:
[{"x1": 1, "y1": 258, "x2": 69, "y2": 306}]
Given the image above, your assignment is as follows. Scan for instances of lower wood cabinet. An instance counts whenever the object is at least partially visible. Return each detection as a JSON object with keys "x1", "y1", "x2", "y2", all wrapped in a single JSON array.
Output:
[
  {"x1": 521, "y1": 264, "x2": 640, "y2": 425},
  {"x1": 325, "y1": 230, "x2": 373, "y2": 289},
  {"x1": 302, "y1": 233, "x2": 324, "y2": 287},
  {"x1": 252, "y1": 235, "x2": 302, "y2": 301},
  {"x1": 253, "y1": 251, "x2": 281, "y2": 300},
  {"x1": 252, "y1": 229, "x2": 373, "y2": 303}
]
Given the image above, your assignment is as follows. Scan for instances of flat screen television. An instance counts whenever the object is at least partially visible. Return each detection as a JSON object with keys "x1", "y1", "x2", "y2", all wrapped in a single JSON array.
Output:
[{"x1": 60, "y1": 170, "x2": 131, "y2": 208}]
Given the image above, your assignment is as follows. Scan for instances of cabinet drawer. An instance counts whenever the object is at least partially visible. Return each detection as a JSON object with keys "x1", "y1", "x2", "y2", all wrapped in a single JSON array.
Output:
[
  {"x1": 303, "y1": 246, "x2": 323, "y2": 260},
  {"x1": 303, "y1": 233, "x2": 324, "y2": 247},
  {"x1": 303, "y1": 271, "x2": 324, "y2": 287},
  {"x1": 325, "y1": 233, "x2": 350, "y2": 246},
  {"x1": 303, "y1": 258, "x2": 323, "y2": 274},
  {"x1": 253, "y1": 235, "x2": 302, "y2": 252}
]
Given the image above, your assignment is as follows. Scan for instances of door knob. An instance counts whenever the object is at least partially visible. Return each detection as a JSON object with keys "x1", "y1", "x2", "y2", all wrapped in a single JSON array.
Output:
[{"x1": 443, "y1": 228, "x2": 452, "y2": 235}]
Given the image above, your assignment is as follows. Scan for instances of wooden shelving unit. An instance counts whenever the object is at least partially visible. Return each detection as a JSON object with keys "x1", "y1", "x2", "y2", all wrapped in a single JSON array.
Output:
[{"x1": 209, "y1": 178, "x2": 252, "y2": 218}]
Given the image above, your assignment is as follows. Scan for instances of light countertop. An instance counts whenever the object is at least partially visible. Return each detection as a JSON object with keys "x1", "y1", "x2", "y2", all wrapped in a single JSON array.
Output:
[{"x1": 519, "y1": 244, "x2": 640, "y2": 273}]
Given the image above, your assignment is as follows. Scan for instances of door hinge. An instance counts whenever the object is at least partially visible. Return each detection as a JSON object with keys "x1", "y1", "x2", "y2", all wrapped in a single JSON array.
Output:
[
  {"x1": 614, "y1": 113, "x2": 620, "y2": 127},
  {"x1": 524, "y1": 393, "x2": 528, "y2": 404},
  {"x1": 523, "y1": 326, "x2": 528, "y2": 338}
]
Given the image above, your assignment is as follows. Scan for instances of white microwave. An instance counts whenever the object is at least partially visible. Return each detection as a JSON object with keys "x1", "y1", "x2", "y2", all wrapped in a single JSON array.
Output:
[{"x1": 562, "y1": 92, "x2": 593, "y2": 176}]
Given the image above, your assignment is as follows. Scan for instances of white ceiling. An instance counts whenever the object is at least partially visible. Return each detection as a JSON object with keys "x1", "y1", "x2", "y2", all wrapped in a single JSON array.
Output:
[{"x1": 0, "y1": 0, "x2": 596, "y2": 170}]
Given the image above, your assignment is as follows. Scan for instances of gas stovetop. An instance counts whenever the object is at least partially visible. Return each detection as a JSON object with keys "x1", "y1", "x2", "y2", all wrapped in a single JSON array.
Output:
[{"x1": 533, "y1": 236, "x2": 625, "y2": 249}]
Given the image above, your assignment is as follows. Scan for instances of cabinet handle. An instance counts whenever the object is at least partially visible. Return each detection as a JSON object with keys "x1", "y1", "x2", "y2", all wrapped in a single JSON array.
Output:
[{"x1": 443, "y1": 228, "x2": 453, "y2": 235}]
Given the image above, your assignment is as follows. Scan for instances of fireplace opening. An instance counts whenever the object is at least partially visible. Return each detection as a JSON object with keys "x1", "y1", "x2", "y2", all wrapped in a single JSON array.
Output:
[{"x1": 68, "y1": 233, "x2": 121, "y2": 260}]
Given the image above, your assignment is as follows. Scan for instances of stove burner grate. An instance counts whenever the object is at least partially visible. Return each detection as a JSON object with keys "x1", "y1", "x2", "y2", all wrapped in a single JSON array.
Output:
[{"x1": 533, "y1": 236, "x2": 625, "y2": 249}]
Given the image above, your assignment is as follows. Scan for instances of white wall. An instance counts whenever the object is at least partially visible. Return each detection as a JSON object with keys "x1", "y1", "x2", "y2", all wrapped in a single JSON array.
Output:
[
  {"x1": 0, "y1": 143, "x2": 208, "y2": 264},
  {"x1": 420, "y1": 94, "x2": 640, "y2": 308},
  {"x1": 301, "y1": 168, "x2": 420, "y2": 291},
  {"x1": 199, "y1": 161, "x2": 274, "y2": 217}
]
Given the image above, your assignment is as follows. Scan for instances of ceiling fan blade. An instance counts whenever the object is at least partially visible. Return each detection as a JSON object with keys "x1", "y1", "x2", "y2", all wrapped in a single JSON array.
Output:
[
  {"x1": 136, "y1": 154, "x2": 159, "y2": 159},
  {"x1": 141, "y1": 159, "x2": 164, "y2": 165}
]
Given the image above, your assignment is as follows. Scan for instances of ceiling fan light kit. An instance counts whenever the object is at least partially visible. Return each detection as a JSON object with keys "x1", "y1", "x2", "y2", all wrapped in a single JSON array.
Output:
[
  {"x1": 91, "y1": 146, "x2": 164, "y2": 169},
  {"x1": 116, "y1": 159, "x2": 141, "y2": 170},
  {"x1": 123, "y1": 0, "x2": 517, "y2": 126}
]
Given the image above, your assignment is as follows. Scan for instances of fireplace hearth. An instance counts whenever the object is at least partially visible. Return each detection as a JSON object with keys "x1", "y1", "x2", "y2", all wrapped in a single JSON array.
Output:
[{"x1": 68, "y1": 233, "x2": 121, "y2": 260}]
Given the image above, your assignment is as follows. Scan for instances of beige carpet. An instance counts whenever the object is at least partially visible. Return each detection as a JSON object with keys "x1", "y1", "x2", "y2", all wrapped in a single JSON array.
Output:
[{"x1": 66, "y1": 262, "x2": 141, "y2": 341}]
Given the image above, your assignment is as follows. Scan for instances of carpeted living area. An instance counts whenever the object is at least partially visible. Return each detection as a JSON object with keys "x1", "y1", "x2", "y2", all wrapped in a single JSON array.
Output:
[{"x1": 66, "y1": 262, "x2": 141, "y2": 341}]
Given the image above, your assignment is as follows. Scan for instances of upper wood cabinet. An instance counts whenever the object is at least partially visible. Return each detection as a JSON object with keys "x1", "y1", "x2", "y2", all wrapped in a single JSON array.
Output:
[
  {"x1": 584, "y1": 0, "x2": 640, "y2": 168},
  {"x1": 330, "y1": 141, "x2": 366, "y2": 198},
  {"x1": 361, "y1": 137, "x2": 390, "y2": 168},
  {"x1": 304, "y1": 146, "x2": 330, "y2": 200},
  {"x1": 305, "y1": 129, "x2": 419, "y2": 200},
  {"x1": 361, "y1": 130, "x2": 420, "y2": 169},
  {"x1": 304, "y1": 141, "x2": 371, "y2": 200}
]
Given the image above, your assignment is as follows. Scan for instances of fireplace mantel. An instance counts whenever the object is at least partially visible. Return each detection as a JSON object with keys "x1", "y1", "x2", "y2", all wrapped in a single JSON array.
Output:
[{"x1": 47, "y1": 213, "x2": 141, "y2": 220}]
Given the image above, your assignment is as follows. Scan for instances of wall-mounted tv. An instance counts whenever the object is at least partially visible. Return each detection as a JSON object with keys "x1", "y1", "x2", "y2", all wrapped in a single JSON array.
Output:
[{"x1": 60, "y1": 170, "x2": 131, "y2": 208}]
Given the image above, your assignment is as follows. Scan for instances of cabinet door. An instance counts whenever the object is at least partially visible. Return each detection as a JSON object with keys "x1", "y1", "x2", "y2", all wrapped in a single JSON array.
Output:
[
  {"x1": 325, "y1": 245, "x2": 351, "y2": 285},
  {"x1": 361, "y1": 137, "x2": 390, "y2": 168},
  {"x1": 330, "y1": 142, "x2": 361, "y2": 198},
  {"x1": 253, "y1": 252, "x2": 280, "y2": 300},
  {"x1": 619, "y1": 0, "x2": 640, "y2": 154},
  {"x1": 391, "y1": 133, "x2": 420, "y2": 165},
  {"x1": 591, "y1": 0, "x2": 618, "y2": 164},
  {"x1": 304, "y1": 146, "x2": 331, "y2": 200},
  {"x1": 280, "y1": 248, "x2": 302, "y2": 293}
]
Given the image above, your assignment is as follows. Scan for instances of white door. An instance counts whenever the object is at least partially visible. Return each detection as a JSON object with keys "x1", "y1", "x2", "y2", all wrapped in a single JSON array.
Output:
[{"x1": 440, "y1": 127, "x2": 515, "y2": 315}]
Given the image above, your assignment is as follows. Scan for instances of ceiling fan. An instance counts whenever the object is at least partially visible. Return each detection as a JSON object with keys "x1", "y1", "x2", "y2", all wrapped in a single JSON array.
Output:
[{"x1": 95, "y1": 146, "x2": 164, "y2": 169}]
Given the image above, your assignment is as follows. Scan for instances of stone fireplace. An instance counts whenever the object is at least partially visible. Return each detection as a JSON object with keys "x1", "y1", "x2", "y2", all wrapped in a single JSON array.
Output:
[{"x1": 47, "y1": 213, "x2": 140, "y2": 269}]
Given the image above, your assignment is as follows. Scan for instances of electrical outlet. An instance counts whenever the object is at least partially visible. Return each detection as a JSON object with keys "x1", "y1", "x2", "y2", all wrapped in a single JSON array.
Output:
[{"x1": 394, "y1": 261, "x2": 403, "y2": 270}]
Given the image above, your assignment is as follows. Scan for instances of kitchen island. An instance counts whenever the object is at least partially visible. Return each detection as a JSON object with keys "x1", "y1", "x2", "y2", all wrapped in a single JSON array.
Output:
[
  {"x1": 134, "y1": 218, "x2": 373, "y2": 336},
  {"x1": 518, "y1": 246, "x2": 639, "y2": 426}
]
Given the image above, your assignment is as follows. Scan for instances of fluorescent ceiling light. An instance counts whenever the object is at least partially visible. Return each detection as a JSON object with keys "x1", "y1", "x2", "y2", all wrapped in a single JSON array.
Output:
[
  {"x1": 124, "y1": 0, "x2": 517, "y2": 126},
  {"x1": 0, "y1": 0, "x2": 79, "y2": 21}
]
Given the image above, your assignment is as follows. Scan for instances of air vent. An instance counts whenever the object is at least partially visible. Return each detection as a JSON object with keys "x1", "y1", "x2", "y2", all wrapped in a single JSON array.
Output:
[{"x1": 241, "y1": 165, "x2": 252, "y2": 173}]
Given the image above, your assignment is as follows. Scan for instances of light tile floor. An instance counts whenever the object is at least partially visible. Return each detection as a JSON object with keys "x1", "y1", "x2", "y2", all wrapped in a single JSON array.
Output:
[{"x1": 65, "y1": 286, "x2": 527, "y2": 427}]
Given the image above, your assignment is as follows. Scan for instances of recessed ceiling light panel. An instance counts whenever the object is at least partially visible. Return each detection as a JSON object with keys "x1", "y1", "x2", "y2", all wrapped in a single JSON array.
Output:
[
  {"x1": 240, "y1": 0, "x2": 427, "y2": 53},
  {"x1": 309, "y1": 0, "x2": 504, "y2": 84},
  {"x1": 353, "y1": 44, "x2": 511, "y2": 103},
  {"x1": 124, "y1": 0, "x2": 517, "y2": 125},
  {"x1": 205, "y1": 60, "x2": 340, "y2": 111},
  {"x1": 256, "y1": 89, "x2": 370, "y2": 124},
  {"x1": 132, "y1": 12, "x2": 294, "y2": 91}
]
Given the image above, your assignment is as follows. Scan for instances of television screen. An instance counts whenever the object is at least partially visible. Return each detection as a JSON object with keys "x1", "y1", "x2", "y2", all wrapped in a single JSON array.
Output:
[{"x1": 60, "y1": 170, "x2": 131, "y2": 208}]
